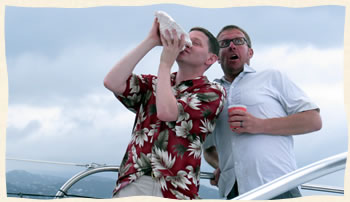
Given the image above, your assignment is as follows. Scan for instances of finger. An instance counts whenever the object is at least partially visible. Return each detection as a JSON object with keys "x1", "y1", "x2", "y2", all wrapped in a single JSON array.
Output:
[
  {"x1": 172, "y1": 29, "x2": 178, "y2": 46},
  {"x1": 179, "y1": 34, "x2": 185, "y2": 49},
  {"x1": 230, "y1": 123, "x2": 241, "y2": 131},
  {"x1": 160, "y1": 33, "x2": 167, "y2": 46},
  {"x1": 229, "y1": 116, "x2": 243, "y2": 122},
  {"x1": 234, "y1": 129, "x2": 242, "y2": 134},
  {"x1": 234, "y1": 127, "x2": 245, "y2": 134},
  {"x1": 215, "y1": 174, "x2": 220, "y2": 181},
  {"x1": 164, "y1": 29, "x2": 172, "y2": 43},
  {"x1": 229, "y1": 122, "x2": 240, "y2": 128},
  {"x1": 154, "y1": 17, "x2": 159, "y2": 25},
  {"x1": 210, "y1": 179, "x2": 215, "y2": 185},
  {"x1": 228, "y1": 109, "x2": 245, "y2": 116},
  {"x1": 214, "y1": 168, "x2": 220, "y2": 175}
]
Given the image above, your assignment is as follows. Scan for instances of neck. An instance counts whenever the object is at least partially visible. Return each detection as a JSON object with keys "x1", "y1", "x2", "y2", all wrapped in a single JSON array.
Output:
[
  {"x1": 224, "y1": 64, "x2": 246, "y2": 82},
  {"x1": 176, "y1": 65, "x2": 205, "y2": 85},
  {"x1": 224, "y1": 70, "x2": 241, "y2": 83}
]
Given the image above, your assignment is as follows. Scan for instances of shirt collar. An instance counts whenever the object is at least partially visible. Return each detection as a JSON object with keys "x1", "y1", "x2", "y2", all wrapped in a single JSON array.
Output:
[
  {"x1": 171, "y1": 72, "x2": 209, "y2": 92},
  {"x1": 215, "y1": 64, "x2": 256, "y2": 84}
]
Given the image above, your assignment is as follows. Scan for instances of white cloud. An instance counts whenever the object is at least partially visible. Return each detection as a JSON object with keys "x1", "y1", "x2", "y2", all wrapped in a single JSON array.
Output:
[
  {"x1": 253, "y1": 44, "x2": 343, "y2": 84},
  {"x1": 7, "y1": 43, "x2": 122, "y2": 103},
  {"x1": 6, "y1": 91, "x2": 137, "y2": 166},
  {"x1": 250, "y1": 44, "x2": 345, "y2": 113},
  {"x1": 7, "y1": 105, "x2": 75, "y2": 138},
  {"x1": 7, "y1": 92, "x2": 136, "y2": 145},
  {"x1": 303, "y1": 81, "x2": 344, "y2": 107}
]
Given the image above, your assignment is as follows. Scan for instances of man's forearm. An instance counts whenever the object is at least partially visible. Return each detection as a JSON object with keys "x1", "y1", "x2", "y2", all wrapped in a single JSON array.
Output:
[
  {"x1": 262, "y1": 109, "x2": 322, "y2": 135},
  {"x1": 156, "y1": 63, "x2": 178, "y2": 121},
  {"x1": 104, "y1": 39, "x2": 157, "y2": 94},
  {"x1": 204, "y1": 146, "x2": 219, "y2": 169}
]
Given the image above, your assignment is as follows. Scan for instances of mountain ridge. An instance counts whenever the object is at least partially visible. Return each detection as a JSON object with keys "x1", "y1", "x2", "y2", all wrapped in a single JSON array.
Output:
[{"x1": 6, "y1": 169, "x2": 220, "y2": 199}]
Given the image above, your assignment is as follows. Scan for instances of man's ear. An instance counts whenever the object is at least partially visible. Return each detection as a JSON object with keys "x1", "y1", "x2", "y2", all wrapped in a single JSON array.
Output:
[
  {"x1": 205, "y1": 53, "x2": 218, "y2": 66},
  {"x1": 248, "y1": 48, "x2": 254, "y2": 59}
]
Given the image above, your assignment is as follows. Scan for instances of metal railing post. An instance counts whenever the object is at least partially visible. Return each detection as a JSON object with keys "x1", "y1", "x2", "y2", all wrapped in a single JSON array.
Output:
[{"x1": 55, "y1": 165, "x2": 120, "y2": 198}]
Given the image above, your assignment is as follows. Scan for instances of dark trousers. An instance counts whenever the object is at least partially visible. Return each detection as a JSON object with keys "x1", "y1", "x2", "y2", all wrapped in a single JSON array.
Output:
[
  {"x1": 226, "y1": 181, "x2": 239, "y2": 200},
  {"x1": 226, "y1": 181, "x2": 302, "y2": 200}
]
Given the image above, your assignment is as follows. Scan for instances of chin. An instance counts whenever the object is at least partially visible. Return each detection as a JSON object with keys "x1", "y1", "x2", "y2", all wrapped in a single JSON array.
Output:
[{"x1": 176, "y1": 55, "x2": 185, "y2": 62}]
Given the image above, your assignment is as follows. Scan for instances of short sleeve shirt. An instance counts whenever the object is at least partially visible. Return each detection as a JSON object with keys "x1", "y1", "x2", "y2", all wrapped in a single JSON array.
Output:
[
  {"x1": 204, "y1": 64, "x2": 319, "y2": 197},
  {"x1": 113, "y1": 72, "x2": 226, "y2": 199}
]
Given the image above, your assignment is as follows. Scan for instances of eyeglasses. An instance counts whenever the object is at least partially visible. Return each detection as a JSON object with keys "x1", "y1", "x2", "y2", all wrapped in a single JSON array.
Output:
[{"x1": 218, "y1": 37, "x2": 248, "y2": 48}]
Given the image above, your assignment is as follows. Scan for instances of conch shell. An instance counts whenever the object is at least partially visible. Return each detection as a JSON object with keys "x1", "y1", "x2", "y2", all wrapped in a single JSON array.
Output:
[{"x1": 155, "y1": 11, "x2": 192, "y2": 50}]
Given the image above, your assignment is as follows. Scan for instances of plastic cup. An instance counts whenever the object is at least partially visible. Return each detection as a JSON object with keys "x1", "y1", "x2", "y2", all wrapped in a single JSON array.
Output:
[
  {"x1": 228, "y1": 104, "x2": 247, "y2": 129},
  {"x1": 228, "y1": 104, "x2": 247, "y2": 113}
]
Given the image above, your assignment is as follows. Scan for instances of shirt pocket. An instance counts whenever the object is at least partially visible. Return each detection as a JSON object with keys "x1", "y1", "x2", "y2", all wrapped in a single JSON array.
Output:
[{"x1": 239, "y1": 88, "x2": 264, "y2": 107}]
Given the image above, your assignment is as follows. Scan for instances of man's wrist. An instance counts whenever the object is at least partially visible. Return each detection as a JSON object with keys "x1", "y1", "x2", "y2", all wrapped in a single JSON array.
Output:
[
  {"x1": 259, "y1": 118, "x2": 269, "y2": 134},
  {"x1": 159, "y1": 61, "x2": 173, "y2": 70},
  {"x1": 143, "y1": 37, "x2": 158, "y2": 49}
]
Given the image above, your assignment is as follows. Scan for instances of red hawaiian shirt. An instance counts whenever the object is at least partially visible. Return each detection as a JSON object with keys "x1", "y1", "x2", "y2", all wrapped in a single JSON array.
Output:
[{"x1": 112, "y1": 72, "x2": 226, "y2": 199}]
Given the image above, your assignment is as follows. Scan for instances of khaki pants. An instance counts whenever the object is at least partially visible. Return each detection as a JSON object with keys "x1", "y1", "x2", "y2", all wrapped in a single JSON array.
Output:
[{"x1": 113, "y1": 175, "x2": 163, "y2": 198}]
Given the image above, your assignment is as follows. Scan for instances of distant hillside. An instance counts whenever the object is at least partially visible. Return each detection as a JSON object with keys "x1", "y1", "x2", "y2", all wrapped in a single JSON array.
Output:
[
  {"x1": 6, "y1": 170, "x2": 116, "y2": 199},
  {"x1": 6, "y1": 170, "x2": 220, "y2": 199}
]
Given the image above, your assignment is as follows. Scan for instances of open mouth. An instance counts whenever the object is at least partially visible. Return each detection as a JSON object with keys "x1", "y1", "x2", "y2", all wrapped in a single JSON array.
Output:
[{"x1": 230, "y1": 55, "x2": 239, "y2": 60}]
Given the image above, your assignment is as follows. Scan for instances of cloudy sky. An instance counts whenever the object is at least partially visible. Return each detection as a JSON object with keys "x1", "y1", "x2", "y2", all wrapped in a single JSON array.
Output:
[{"x1": 3, "y1": 3, "x2": 348, "y2": 197}]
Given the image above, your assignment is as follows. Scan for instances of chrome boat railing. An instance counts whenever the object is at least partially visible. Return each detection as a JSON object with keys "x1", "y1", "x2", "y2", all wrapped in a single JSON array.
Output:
[
  {"x1": 55, "y1": 165, "x2": 216, "y2": 198},
  {"x1": 232, "y1": 152, "x2": 347, "y2": 200},
  {"x1": 54, "y1": 152, "x2": 347, "y2": 199}
]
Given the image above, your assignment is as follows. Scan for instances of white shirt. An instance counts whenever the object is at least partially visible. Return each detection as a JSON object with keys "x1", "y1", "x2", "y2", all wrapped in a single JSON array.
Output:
[{"x1": 204, "y1": 64, "x2": 319, "y2": 197}]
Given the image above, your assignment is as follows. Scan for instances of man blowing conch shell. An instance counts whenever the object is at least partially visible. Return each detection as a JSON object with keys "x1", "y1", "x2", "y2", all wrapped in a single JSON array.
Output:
[{"x1": 104, "y1": 11, "x2": 226, "y2": 199}]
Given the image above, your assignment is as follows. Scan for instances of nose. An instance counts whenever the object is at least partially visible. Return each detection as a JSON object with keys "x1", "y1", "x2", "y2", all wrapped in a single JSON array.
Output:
[{"x1": 229, "y1": 41, "x2": 237, "y2": 49}]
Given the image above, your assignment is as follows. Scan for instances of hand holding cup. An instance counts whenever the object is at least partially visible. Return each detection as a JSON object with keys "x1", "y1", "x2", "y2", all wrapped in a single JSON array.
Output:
[{"x1": 228, "y1": 104, "x2": 247, "y2": 130}]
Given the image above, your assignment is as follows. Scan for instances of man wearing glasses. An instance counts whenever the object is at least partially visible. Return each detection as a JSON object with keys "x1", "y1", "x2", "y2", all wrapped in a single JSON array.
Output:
[{"x1": 203, "y1": 25, "x2": 322, "y2": 199}]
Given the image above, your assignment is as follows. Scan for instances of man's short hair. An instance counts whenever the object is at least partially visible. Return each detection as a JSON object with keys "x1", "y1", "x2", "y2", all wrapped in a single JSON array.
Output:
[
  {"x1": 216, "y1": 25, "x2": 252, "y2": 48},
  {"x1": 190, "y1": 27, "x2": 220, "y2": 56}
]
